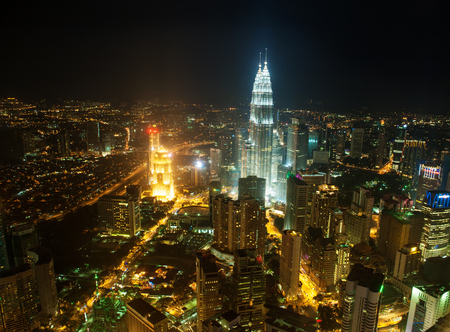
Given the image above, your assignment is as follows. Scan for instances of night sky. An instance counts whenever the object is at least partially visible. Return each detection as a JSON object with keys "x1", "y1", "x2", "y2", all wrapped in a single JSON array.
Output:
[{"x1": 2, "y1": 1, "x2": 450, "y2": 112}]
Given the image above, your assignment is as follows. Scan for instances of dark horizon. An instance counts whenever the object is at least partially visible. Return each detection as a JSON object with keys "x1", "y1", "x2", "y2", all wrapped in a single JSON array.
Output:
[{"x1": 2, "y1": 1, "x2": 450, "y2": 113}]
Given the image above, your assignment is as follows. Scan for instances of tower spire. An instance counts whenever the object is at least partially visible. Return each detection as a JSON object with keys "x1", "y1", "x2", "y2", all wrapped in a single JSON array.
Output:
[
  {"x1": 265, "y1": 48, "x2": 267, "y2": 65},
  {"x1": 259, "y1": 52, "x2": 262, "y2": 69}
]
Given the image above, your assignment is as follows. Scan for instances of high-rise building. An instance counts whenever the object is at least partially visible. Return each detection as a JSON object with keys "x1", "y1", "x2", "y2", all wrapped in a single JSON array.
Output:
[
  {"x1": 275, "y1": 164, "x2": 291, "y2": 202},
  {"x1": 350, "y1": 128, "x2": 364, "y2": 159},
  {"x1": 210, "y1": 148, "x2": 222, "y2": 180},
  {"x1": 209, "y1": 181, "x2": 222, "y2": 224},
  {"x1": 27, "y1": 247, "x2": 58, "y2": 324},
  {"x1": 341, "y1": 264, "x2": 384, "y2": 332},
  {"x1": 202, "y1": 311, "x2": 244, "y2": 332},
  {"x1": 326, "y1": 128, "x2": 347, "y2": 161},
  {"x1": 300, "y1": 171, "x2": 327, "y2": 229},
  {"x1": 126, "y1": 298, "x2": 168, "y2": 332},
  {"x1": 212, "y1": 195, "x2": 266, "y2": 257},
  {"x1": 308, "y1": 131, "x2": 319, "y2": 160},
  {"x1": 86, "y1": 121, "x2": 100, "y2": 151},
  {"x1": 196, "y1": 253, "x2": 222, "y2": 330},
  {"x1": 233, "y1": 249, "x2": 265, "y2": 332},
  {"x1": 151, "y1": 149, "x2": 174, "y2": 200},
  {"x1": 126, "y1": 185, "x2": 141, "y2": 199},
  {"x1": 392, "y1": 243, "x2": 421, "y2": 282},
  {"x1": 375, "y1": 131, "x2": 386, "y2": 168},
  {"x1": 301, "y1": 227, "x2": 336, "y2": 293},
  {"x1": 311, "y1": 184, "x2": 339, "y2": 234},
  {"x1": 98, "y1": 195, "x2": 141, "y2": 236},
  {"x1": 0, "y1": 198, "x2": 10, "y2": 271},
  {"x1": 406, "y1": 284, "x2": 450, "y2": 332},
  {"x1": 280, "y1": 230, "x2": 301, "y2": 298},
  {"x1": 420, "y1": 191, "x2": 450, "y2": 260},
  {"x1": 284, "y1": 174, "x2": 308, "y2": 232},
  {"x1": 415, "y1": 163, "x2": 442, "y2": 209},
  {"x1": 286, "y1": 118, "x2": 308, "y2": 171},
  {"x1": 401, "y1": 140, "x2": 426, "y2": 177},
  {"x1": 91, "y1": 297, "x2": 127, "y2": 332},
  {"x1": 245, "y1": 51, "x2": 274, "y2": 189},
  {"x1": 9, "y1": 222, "x2": 39, "y2": 268},
  {"x1": 335, "y1": 235, "x2": 350, "y2": 284},
  {"x1": 218, "y1": 129, "x2": 235, "y2": 166},
  {"x1": 235, "y1": 128, "x2": 247, "y2": 176},
  {"x1": 393, "y1": 124, "x2": 407, "y2": 172},
  {"x1": 238, "y1": 176, "x2": 265, "y2": 207},
  {"x1": 57, "y1": 130, "x2": 70, "y2": 156},
  {"x1": 0, "y1": 264, "x2": 40, "y2": 331},
  {"x1": 377, "y1": 209, "x2": 425, "y2": 271}
]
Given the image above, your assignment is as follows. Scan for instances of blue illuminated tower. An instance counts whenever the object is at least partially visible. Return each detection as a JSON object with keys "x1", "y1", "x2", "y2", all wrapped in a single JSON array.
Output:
[{"x1": 246, "y1": 50, "x2": 274, "y2": 190}]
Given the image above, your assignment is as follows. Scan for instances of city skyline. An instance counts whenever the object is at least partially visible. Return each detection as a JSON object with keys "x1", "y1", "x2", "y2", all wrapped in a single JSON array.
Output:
[{"x1": 1, "y1": 2, "x2": 450, "y2": 112}]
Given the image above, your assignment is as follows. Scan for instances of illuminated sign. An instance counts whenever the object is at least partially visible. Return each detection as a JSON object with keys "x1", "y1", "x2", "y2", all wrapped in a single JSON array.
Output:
[
  {"x1": 419, "y1": 165, "x2": 441, "y2": 179},
  {"x1": 148, "y1": 128, "x2": 159, "y2": 134},
  {"x1": 426, "y1": 191, "x2": 450, "y2": 209}
]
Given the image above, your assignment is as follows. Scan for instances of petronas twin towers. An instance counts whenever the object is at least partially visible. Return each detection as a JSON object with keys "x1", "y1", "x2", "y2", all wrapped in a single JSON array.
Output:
[{"x1": 244, "y1": 50, "x2": 274, "y2": 190}]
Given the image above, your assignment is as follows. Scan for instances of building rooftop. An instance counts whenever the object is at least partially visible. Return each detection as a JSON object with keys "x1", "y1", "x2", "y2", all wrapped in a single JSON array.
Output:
[
  {"x1": 347, "y1": 263, "x2": 384, "y2": 293},
  {"x1": 127, "y1": 298, "x2": 166, "y2": 324}
]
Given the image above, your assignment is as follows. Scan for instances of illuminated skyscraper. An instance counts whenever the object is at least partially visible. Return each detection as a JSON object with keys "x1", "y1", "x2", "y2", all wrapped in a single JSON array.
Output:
[
  {"x1": 393, "y1": 124, "x2": 407, "y2": 172},
  {"x1": 286, "y1": 118, "x2": 308, "y2": 171},
  {"x1": 246, "y1": 50, "x2": 274, "y2": 190},
  {"x1": 415, "y1": 163, "x2": 442, "y2": 209},
  {"x1": 151, "y1": 151, "x2": 174, "y2": 201},
  {"x1": 420, "y1": 191, "x2": 450, "y2": 260},
  {"x1": 284, "y1": 174, "x2": 308, "y2": 232},
  {"x1": 196, "y1": 253, "x2": 222, "y2": 330},
  {"x1": 280, "y1": 230, "x2": 301, "y2": 298}
]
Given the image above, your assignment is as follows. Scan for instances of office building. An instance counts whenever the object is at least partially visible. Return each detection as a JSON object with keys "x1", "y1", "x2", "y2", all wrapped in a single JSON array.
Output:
[
  {"x1": 235, "y1": 128, "x2": 247, "y2": 176},
  {"x1": 212, "y1": 195, "x2": 266, "y2": 257},
  {"x1": 420, "y1": 191, "x2": 450, "y2": 260},
  {"x1": 92, "y1": 297, "x2": 127, "y2": 332},
  {"x1": 151, "y1": 148, "x2": 174, "y2": 200},
  {"x1": 0, "y1": 264, "x2": 40, "y2": 331},
  {"x1": 377, "y1": 209, "x2": 425, "y2": 271},
  {"x1": 286, "y1": 118, "x2": 308, "y2": 171},
  {"x1": 328, "y1": 207, "x2": 345, "y2": 239},
  {"x1": 196, "y1": 253, "x2": 222, "y2": 330},
  {"x1": 0, "y1": 199, "x2": 10, "y2": 271},
  {"x1": 300, "y1": 170, "x2": 327, "y2": 229},
  {"x1": 202, "y1": 310, "x2": 244, "y2": 332},
  {"x1": 280, "y1": 230, "x2": 302, "y2": 298},
  {"x1": 284, "y1": 174, "x2": 308, "y2": 232},
  {"x1": 308, "y1": 131, "x2": 319, "y2": 159},
  {"x1": 238, "y1": 176, "x2": 266, "y2": 207},
  {"x1": 275, "y1": 164, "x2": 291, "y2": 202},
  {"x1": 218, "y1": 129, "x2": 235, "y2": 166},
  {"x1": 209, "y1": 181, "x2": 222, "y2": 224},
  {"x1": 210, "y1": 148, "x2": 222, "y2": 180},
  {"x1": 341, "y1": 264, "x2": 384, "y2": 332},
  {"x1": 126, "y1": 185, "x2": 141, "y2": 199},
  {"x1": 57, "y1": 130, "x2": 70, "y2": 156},
  {"x1": 264, "y1": 305, "x2": 316, "y2": 332},
  {"x1": 233, "y1": 249, "x2": 265, "y2": 332},
  {"x1": 191, "y1": 160, "x2": 208, "y2": 188},
  {"x1": 9, "y1": 222, "x2": 39, "y2": 268},
  {"x1": 27, "y1": 247, "x2": 58, "y2": 324},
  {"x1": 392, "y1": 244, "x2": 421, "y2": 282},
  {"x1": 401, "y1": 140, "x2": 426, "y2": 177},
  {"x1": 375, "y1": 131, "x2": 386, "y2": 168},
  {"x1": 86, "y1": 121, "x2": 100, "y2": 151},
  {"x1": 98, "y1": 195, "x2": 141, "y2": 236},
  {"x1": 406, "y1": 284, "x2": 450, "y2": 332},
  {"x1": 126, "y1": 298, "x2": 168, "y2": 332},
  {"x1": 393, "y1": 124, "x2": 407, "y2": 172},
  {"x1": 301, "y1": 227, "x2": 336, "y2": 293},
  {"x1": 335, "y1": 237, "x2": 350, "y2": 284},
  {"x1": 350, "y1": 128, "x2": 364, "y2": 158},
  {"x1": 245, "y1": 51, "x2": 274, "y2": 189},
  {"x1": 344, "y1": 210, "x2": 371, "y2": 245},
  {"x1": 415, "y1": 163, "x2": 442, "y2": 209},
  {"x1": 311, "y1": 184, "x2": 339, "y2": 234}
]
